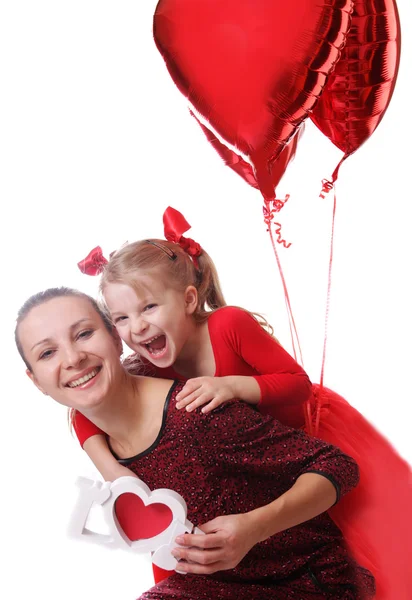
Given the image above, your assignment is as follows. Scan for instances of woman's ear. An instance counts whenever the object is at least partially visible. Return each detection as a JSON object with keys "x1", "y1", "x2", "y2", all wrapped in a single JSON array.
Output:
[
  {"x1": 26, "y1": 369, "x2": 48, "y2": 395},
  {"x1": 184, "y1": 286, "x2": 198, "y2": 315}
]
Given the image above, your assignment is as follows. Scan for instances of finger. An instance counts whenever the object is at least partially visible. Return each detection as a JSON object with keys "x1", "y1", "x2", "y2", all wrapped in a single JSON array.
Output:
[
  {"x1": 185, "y1": 394, "x2": 215, "y2": 412},
  {"x1": 196, "y1": 519, "x2": 221, "y2": 535},
  {"x1": 200, "y1": 398, "x2": 224, "y2": 414},
  {"x1": 175, "y1": 532, "x2": 223, "y2": 549},
  {"x1": 175, "y1": 377, "x2": 204, "y2": 399},
  {"x1": 175, "y1": 390, "x2": 202, "y2": 409},
  {"x1": 175, "y1": 384, "x2": 199, "y2": 401},
  {"x1": 173, "y1": 547, "x2": 222, "y2": 566},
  {"x1": 177, "y1": 392, "x2": 213, "y2": 412},
  {"x1": 175, "y1": 559, "x2": 222, "y2": 575}
]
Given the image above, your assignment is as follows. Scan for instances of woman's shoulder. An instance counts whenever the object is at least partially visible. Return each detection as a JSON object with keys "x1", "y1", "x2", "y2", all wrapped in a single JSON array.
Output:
[{"x1": 138, "y1": 376, "x2": 183, "y2": 397}]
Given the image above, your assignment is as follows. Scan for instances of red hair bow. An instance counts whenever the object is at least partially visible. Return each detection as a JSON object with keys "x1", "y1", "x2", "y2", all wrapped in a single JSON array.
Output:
[
  {"x1": 77, "y1": 246, "x2": 108, "y2": 275},
  {"x1": 163, "y1": 206, "x2": 202, "y2": 268}
]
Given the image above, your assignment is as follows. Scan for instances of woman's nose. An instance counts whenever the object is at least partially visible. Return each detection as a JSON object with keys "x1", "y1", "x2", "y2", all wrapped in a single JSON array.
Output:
[{"x1": 61, "y1": 345, "x2": 87, "y2": 368}]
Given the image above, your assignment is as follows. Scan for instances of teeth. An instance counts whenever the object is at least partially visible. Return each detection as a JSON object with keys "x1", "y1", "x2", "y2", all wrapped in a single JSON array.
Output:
[
  {"x1": 150, "y1": 347, "x2": 165, "y2": 356},
  {"x1": 143, "y1": 335, "x2": 162, "y2": 346},
  {"x1": 68, "y1": 368, "x2": 99, "y2": 388}
]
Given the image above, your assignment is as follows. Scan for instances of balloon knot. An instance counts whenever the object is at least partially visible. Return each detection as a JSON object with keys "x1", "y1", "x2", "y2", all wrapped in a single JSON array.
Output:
[
  {"x1": 262, "y1": 195, "x2": 289, "y2": 223},
  {"x1": 262, "y1": 196, "x2": 291, "y2": 247},
  {"x1": 319, "y1": 179, "x2": 334, "y2": 199}
]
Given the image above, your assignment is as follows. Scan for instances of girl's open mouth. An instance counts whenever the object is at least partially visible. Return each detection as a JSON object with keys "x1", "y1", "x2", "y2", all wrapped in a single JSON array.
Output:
[{"x1": 143, "y1": 335, "x2": 167, "y2": 357}]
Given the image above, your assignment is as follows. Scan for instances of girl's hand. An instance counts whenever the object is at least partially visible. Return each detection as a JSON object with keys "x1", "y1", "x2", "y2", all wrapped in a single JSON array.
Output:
[
  {"x1": 175, "y1": 376, "x2": 235, "y2": 413},
  {"x1": 171, "y1": 514, "x2": 259, "y2": 574}
]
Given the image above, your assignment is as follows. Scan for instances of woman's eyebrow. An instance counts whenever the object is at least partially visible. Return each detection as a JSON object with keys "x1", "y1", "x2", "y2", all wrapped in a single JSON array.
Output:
[
  {"x1": 30, "y1": 318, "x2": 92, "y2": 350},
  {"x1": 31, "y1": 337, "x2": 52, "y2": 351}
]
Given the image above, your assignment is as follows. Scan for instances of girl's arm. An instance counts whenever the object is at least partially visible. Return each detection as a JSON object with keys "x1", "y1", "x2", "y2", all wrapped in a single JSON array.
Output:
[
  {"x1": 73, "y1": 411, "x2": 135, "y2": 481},
  {"x1": 83, "y1": 434, "x2": 138, "y2": 481},
  {"x1": 73, "y1": 413, "x2": 144, "y2": 550},
  {"x1": 177, "y1": 307, "x2": 312, "y2": 428}
]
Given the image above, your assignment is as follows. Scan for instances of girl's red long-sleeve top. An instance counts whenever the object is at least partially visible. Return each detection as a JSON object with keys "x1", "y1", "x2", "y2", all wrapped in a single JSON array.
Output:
[{"x1": 73, "y1": 306, "x2": 312, "y2": 445}]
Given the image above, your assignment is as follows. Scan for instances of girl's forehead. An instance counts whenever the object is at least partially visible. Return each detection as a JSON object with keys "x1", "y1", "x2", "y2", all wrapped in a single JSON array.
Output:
[
  {"x1": 105, "y1": 273, "x2": 169, "y2": 300},
  {"x1": 132, "y1": 273, "x2": 168, "y2": 297}
]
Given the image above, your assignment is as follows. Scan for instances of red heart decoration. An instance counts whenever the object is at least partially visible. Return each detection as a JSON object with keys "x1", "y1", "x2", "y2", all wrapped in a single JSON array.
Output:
[
  {"x1": 154, "y1": 0, "x2": 353, "y2": 201},
  {"x1": 115, "y1": 492, "x2": 173, "y2": 541}
]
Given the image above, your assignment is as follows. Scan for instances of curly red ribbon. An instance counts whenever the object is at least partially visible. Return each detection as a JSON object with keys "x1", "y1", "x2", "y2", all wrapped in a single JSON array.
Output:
[
  {"x1": 262, "y1": 196, "x2": 291, "y2": 248},
  {"x1": 77, "y1": 246, "x2": 108, "y2": 276},
  {"x1": 163, "y1": 206, "x2": 202, "y2": 268},
  {"x1": 319, "y1": 179, "x2": 334, "y2": 199}
]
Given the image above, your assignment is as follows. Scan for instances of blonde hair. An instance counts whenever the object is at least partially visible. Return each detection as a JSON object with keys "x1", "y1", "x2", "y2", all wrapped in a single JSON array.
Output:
[
  {"x1": 99, "y1": 238, "x2": 277, "y2": 340},
  {"x1": 100, "y1": 239, "x2": 225, "y2": 323}
]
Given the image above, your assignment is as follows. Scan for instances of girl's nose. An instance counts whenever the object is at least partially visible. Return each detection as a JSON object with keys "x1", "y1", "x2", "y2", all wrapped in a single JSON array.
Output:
[{"x1": 130, "y1": 316, "x2": 148, "y2": 336}]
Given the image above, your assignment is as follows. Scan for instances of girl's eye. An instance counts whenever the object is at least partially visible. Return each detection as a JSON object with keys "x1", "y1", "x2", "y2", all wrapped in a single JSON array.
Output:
[
  {"x1": 144, "y1": 304, "x2": 157, "y2": 312},
  {"x1": 114, "y1": 316, "x2": 127, "y2": 324},
  {"x1": 39, "y1": 349, "x2": 54, "y2": 360},
  {"x1": 77, "y1": 329, "x2": 94, "y2": 340}
]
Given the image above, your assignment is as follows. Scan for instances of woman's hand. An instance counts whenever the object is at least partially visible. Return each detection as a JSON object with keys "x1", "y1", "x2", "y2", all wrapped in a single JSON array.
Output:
[
  {"x1": 171, "y1": 473, "x2": 339, "y2": 575},
  {"x1": 171, "y1": 513, "x2": 260, "y2": 574},
  {"x1": 175, "y1": 376, "x2": 236, "y2": 414}
]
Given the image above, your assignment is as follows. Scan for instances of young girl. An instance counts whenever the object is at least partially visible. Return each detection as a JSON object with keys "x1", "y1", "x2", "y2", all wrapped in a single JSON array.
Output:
[
  {"x1": 75, "y1": 206, "x2": 313, "y2": 477},
  {"x1": 77, "y1": 207, "x2": 412, "y2": 598}
]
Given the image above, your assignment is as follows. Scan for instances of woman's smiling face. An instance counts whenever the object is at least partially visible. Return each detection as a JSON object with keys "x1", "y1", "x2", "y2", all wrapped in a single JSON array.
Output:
[{"x1": 18, "y1": 295, "x2": 123, "y2": 411}]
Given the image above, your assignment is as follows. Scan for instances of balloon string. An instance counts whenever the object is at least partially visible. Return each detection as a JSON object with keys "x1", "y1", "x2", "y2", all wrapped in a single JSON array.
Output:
[
  {"x1": 263, "y1": 198, "x2": 304, "y2": 367},
  {"x1": 311, "y1": 180, "x2": 337, "y2": 436},
  {"x1": 331, "y1": 155, "x2": 348, "y2": 183},
  {"x1": 320, "y1": 153, "x2": 348, "y2": 197},
  {"x1": 309, "y1": 154, "x2": 348, "y2": 434}
]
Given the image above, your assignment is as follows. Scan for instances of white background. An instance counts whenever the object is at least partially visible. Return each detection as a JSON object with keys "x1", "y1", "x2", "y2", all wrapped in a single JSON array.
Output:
[{"x1": 1, "y1": 2, "x2": 411, "y2": 599}]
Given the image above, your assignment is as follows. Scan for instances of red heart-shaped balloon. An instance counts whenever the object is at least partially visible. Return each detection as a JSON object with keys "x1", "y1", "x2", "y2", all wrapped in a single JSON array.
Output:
[
  {"x1": 310, "y1": 0, "x2": 401, "y2": 181},
  {"x1": 115, "y1": 492, "x2": 173, "y2": 541},
  {"x1": 154, "y1": 0, "x2": 353, "y2": 200},
  {"x1": 192, "y1": 112, "x2": 304, "y2": 194}
]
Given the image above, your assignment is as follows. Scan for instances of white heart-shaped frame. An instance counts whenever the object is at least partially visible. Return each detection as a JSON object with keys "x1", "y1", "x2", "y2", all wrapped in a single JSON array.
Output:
[
  {"x1": 107, "y1": 476, "x2": 189, "y2": 552},
  {"x1": 68, "y1": 476, "x2": 203, "y2": 571}
]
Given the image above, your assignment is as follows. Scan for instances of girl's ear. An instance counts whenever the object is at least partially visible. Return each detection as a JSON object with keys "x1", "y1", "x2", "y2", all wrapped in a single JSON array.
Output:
[
  {"x1": 184, "y1": 286, "x2": 198, "y2": 315},
  {"x1": 26, "y1": 369, "x2": 48, "y2": 396}
]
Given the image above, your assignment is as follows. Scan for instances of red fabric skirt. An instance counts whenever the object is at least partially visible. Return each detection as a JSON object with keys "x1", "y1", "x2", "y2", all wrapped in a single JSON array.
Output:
[{"x1": 306, "y1": 384, "x2": 412, "y2": 600}]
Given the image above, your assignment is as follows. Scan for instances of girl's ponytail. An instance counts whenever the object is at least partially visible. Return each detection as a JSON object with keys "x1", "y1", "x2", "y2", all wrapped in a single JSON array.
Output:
[{"x1": 195, "y1": 249, "x2": 226, "y2": 316}]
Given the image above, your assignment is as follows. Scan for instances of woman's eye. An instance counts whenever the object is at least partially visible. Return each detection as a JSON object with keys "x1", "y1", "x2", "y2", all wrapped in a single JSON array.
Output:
[
  {"x1": 77, "y1": 329, "x2": 94, "y2": 340},
  {"x1": 39, "y1": 349, "x2": 54, "y2": 360}
]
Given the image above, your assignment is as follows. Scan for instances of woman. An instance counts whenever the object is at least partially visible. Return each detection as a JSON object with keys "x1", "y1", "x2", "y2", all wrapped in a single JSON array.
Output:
[{"x1": 15, "y1": 287, "x2": 375, "y2": 599}]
